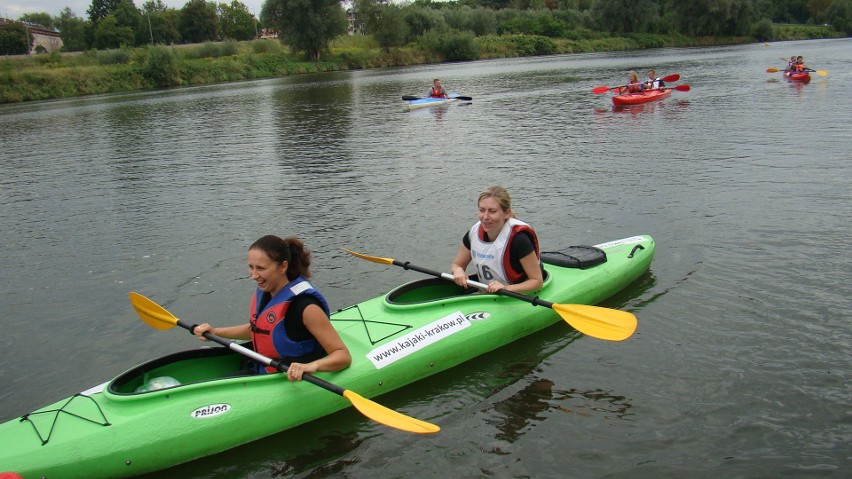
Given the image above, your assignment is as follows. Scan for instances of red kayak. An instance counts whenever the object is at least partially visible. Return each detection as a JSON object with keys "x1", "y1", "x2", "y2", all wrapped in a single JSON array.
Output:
[
  {"x1": 784, "y1": 71, "x2": 811, "y2": 83},
  {"x1": 612, "y1": 88, "x2": 672, "y2": 106}
]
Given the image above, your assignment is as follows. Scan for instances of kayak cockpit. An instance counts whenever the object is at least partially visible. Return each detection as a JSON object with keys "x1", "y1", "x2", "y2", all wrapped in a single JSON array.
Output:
[
  {"x1": 386, "y1": 278, "x2": 475, "y2": 305},
  {"x1": 384, "y1": 246, "x2": 607, "y2": 306},
  {"x1": 108, "y1": 347, "x2": 248, "y2": 396}
]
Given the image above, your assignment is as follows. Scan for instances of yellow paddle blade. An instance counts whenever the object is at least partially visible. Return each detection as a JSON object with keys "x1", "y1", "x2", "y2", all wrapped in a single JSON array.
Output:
[
  {"x1": 342, "y1": 390, "x2": 440, "y2": 434},
  {"x1": 766, "y1": 68, "x2": 779, "y2": 73},
  {"x1": 341, "y1": 248, "x2": 395, "y2": 265},
  {"x1": 129, "y1": 292, "x2": 180, "y2": 330},
  {"x1": 552, "y1": 303, "x2": 637, "y2": 341},
  {"x1": 815, "y1": 70, "x2": 828, "y2": 76}
]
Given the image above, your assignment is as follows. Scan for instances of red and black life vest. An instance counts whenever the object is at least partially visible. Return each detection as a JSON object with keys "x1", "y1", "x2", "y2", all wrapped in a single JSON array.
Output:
[
  {"x1": 249, "y1": 276, "x2": 330, "y2": 374},
  {"x1": 471, "y1": 218, "x2": 540, "y2": 284}
]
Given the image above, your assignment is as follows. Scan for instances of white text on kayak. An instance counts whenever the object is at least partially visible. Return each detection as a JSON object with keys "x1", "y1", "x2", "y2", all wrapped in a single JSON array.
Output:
[{"x1": 367, "y1": 311, "x2": 470, "y2": 369}]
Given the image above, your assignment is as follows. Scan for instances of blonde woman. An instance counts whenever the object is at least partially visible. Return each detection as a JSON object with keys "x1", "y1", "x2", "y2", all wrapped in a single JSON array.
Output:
[
  {"x1": 451, "y1": 186, "x2": 543, "y2": 294},
  {"x1": 618, "y1": 71, "x2": 643, "y2": 94}
]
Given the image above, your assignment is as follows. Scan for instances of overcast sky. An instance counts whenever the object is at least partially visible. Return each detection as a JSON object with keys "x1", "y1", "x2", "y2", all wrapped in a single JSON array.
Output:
[{"x1": 1, "y1": 0, "x2": 267, "y2": 20}]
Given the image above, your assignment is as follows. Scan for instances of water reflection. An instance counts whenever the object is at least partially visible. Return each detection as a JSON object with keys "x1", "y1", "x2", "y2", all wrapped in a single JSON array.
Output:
[
  {"x1": 137, "y1": 419, "x2": 365, "y2": 478},
  {"x1": 490, "y1": 378, "x2": 556, "y2": 443},
  {"x1": 785, "y1": 79, "x2": 808, "y2": 94},
  {"x1": 431, "y1": 105, "x2": 449, "y2": 122},
  {"x1": 612, "y1": 100, "x2": 667, "y2": 115},
  {"x1": 553, "y1": 388, "x2": 634, "y2": 421},
  {"x1": 271, "y1": 80, "x2": 356, "y2": 175},
  {"x1": 487, "y1": 377, "x2": 634, "y2": 443},
  {"x1": 268, "y1": 429, "x2": 363, "y2": 477}
]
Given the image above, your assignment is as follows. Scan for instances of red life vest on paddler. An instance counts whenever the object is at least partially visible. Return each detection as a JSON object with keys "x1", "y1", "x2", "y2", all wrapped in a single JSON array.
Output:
[
  {"x1": 469, "y1": 218, "x2": 540, "y2": 285},
  {"x1": 430, "y1": 87, "x2": 444, "y2": 98},
  {"x1": 249, "y1": 276, "x2": 330, "y2": 374}
]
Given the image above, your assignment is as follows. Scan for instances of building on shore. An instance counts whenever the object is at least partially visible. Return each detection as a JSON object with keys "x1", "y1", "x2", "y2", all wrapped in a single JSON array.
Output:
[{"x1": 0, "y1": 18, "x2": 64, "y2": 54}]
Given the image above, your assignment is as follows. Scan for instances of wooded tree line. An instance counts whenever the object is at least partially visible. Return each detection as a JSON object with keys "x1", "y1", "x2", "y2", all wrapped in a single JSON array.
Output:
[
  {"x1": 2, "y1": 0, "x2": 259, "y2": 53},
  {"x1": 2, "y1": 0, "x2": 850, "y2": 57}
]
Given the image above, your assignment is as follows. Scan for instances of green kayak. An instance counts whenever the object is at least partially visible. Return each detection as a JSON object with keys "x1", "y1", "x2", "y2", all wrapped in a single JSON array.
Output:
[{"x1": 0, "y1": 235, "x2": 654, "y2": 478}]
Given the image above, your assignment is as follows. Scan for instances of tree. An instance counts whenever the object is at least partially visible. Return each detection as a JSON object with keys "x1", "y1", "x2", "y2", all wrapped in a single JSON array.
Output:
[
  {"x1": 111, "y1": 0, "x2": 144, "y2": 46},
  {"x1": 57, "y1": 8, "x2": 89, "y2": 51},
  {"x1": 764, "y1": 0, "x2": 809, "y2": 23},
  {"x1": 162, "y1": 8, "x2": 183, "y2": 43},
  {"x1": 593, "y1": 0, "x2": 660, "y2": 33},
  {"x1": 93, "y1": 14, "x2": 135, "y2": 48},
  {"x1": 401, "y1": 5, "x2": 448, "y2": 37},
  {"x1": 751, "y1": 17, "x2": 775, "y2": 41},
  {"x1": 179, "y1": 0, "x2": 219, "y2": 43},
  {"x1": 19, "y1": 12, "x2": 55, "y2": 29},
  {"x1": 88, "y1": 0, "x2": 124, "y2": 23},
  {"x1": 809, "y1": 0, "x2": 833, "y2": 22},
  {"x1": 141, "y1": 1, "x2": 181, "y2": 44},
  {"x1": 86, "y1": 0, "x2": 141, "y2": 48},
  {"x1": 666, "y1": 0, "x2": 759, "y2": 36},
  {"x1": 366, "y1": 3, "x2": 410, "y2": 50},
  {"x1": 219, "y1": 1, "x2": 257, "y2": 40},
  {"x1": 826, "y1": 0, "x2": 852, "y2": 34},
  {"x1": 0, "y1": 22, "x2": 32, "y2": 55},
  {"x1": 262, "y1": 0, "x2": 348, "y2": 61}
]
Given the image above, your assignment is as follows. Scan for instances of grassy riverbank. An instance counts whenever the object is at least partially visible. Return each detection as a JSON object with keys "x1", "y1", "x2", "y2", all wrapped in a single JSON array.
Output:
[{"x1": 0, "y1": 24, "x2": 842, "y2": 104}]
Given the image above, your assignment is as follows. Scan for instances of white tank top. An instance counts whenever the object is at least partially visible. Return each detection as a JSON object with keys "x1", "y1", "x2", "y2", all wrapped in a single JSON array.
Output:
[{"x1": 468, "y1": 217, "x2": 531, "y2": 285}]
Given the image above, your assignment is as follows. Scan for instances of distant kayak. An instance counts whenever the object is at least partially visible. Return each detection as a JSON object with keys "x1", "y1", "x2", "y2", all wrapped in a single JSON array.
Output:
[
  {"x1": 612, "y1": 88, "x2": 672, "y2": 106},
  {"x1": 784, "y1": 71, "x2": 811, "y2": 83},
  {"x1": 403, "y1": 93, "x2": 471, "y2": 112}
]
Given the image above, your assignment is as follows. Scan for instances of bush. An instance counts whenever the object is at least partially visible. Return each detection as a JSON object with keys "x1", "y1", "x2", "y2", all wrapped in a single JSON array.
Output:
[
  {"x1": 623, "y1": 33, "x2": 668, "y2": 49},
  {"x1": 98, "y1": 48, "x2": 132, "y2": 65},
  {"x1": 220, "y1": 40, "x2": 239, "y2": 56},
  {"x1": 419, "y1": 30, "x2": 480, "y2": 62},
  {"x1": 186, "y1": 41, "x2": 240, "y2": 59},
  {"x1": 35, "y1": 50, "x2": 63, "y2": 65},
  {"x1": 563, "y1": 27, "x2": 601, "y2": 41},
  {"x1": 196, "y1": 42, "x2": 223, "y2": 58},
  {"x1": 508, "y1": 34, "x2": 555, "y2": 56},
  {"x1": 143, "y1": 45, "x2": 180, "y2": 87},
  {"x1": 404, "y1": 6, "x2": 448, "y2": 37},
  {"x1": 0, "y1": 22, "x2": 31, "y2": 55},
  {"x1": 440, "y1": 6, "x2": 497, "y2": 37},
  {"x1": 751, "y1": 18, "x2": 775, "y2": 41},
  {"x1": 468, "y1": 7, "x2": 498, "y2": 36},
  {"x1": 251, "y1": 39, "x2": 282, "y2": 54}
]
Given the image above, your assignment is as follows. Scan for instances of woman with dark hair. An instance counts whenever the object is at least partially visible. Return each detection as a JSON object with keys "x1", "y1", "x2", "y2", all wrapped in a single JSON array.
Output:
[{"x1": 193, "y1": 235, "x2": 351, "y2": 381}]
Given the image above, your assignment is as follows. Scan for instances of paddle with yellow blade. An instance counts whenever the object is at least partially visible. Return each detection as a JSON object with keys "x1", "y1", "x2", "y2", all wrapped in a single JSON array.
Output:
[
  {"x1": 128, "y1": 292, "x2": 439, "y2": 434},
  {"x1": 766, "y1": 67, "x2": 828, "y2": 76},
  {"x1": 341, "y1": 249, "x2": 638, "y2": 342}
]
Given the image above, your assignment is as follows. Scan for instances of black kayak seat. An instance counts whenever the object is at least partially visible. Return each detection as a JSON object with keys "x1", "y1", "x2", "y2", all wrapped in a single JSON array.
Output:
[{"x1": 541, "y1": 245, "x2": 607, "y2": 269}]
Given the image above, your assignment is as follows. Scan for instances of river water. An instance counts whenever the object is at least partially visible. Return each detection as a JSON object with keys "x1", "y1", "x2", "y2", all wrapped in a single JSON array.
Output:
[{"x1": 1, "y1": 38, "x2": 849, "y2": 477}]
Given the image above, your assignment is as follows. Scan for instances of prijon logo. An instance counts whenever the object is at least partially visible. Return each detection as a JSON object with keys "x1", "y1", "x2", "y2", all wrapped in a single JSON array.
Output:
[
  {"x1": 191, "y1": 403, "x2": 231, "y2": 418},
  {"x1": 465, "y1": 311, "x2": 491, "y2": 321}
]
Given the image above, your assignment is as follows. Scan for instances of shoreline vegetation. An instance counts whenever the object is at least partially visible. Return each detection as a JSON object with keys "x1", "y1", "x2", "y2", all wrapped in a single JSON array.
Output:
[{"x1": 0, "y1": 24, "x2": 843, "y2": 104}]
